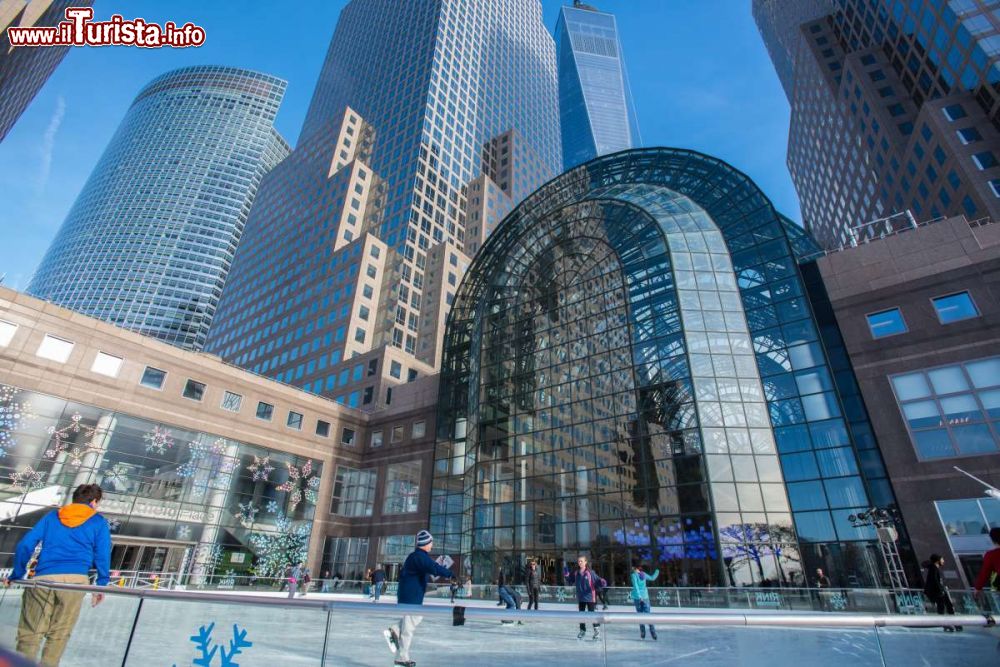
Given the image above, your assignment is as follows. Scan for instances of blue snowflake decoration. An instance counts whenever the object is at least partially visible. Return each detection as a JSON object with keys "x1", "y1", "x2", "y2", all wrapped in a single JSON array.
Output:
[
  {"x1": 235, "y1": 502, "x2": 258, "y2": 528},
  {"x1": 656, "y1": 589, "x2": 671, "y2": 607},
  {"x1": 0, "y1": 384, "x2": 36, "y2": 458},
  {"x1": 829, "y1": 592, "x2": 848, "y2": 611},
  {"x1": 555, "y1": 587, "x2": 569, "y2": 603},
  {"x1": 265, "y1": 500, "x2": 280, "y2": 514},
  {"x1": 172, "y1": 622, "x2": 252, "y2": 667}
]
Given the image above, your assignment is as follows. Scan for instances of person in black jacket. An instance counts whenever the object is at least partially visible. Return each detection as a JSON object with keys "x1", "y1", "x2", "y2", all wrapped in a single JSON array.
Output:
[
  {"x1": 526, "y1": 561, "x2": 542, "y2": 610},
  {"x1": 383, "y1": 530, "x2": 454, "y2": 667},
  {"x1": 923, "y1": 554, "x2": 962, "y2": 632}
]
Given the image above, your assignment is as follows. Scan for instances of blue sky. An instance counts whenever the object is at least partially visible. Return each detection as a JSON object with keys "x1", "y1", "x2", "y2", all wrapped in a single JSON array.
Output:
[{"x1": 0, "y1": 0, "x2": 797, "y2": 291}]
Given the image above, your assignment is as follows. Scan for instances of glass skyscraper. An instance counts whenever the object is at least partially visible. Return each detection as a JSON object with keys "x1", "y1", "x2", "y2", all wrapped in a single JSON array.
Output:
[
  {"x1": 205, "y1": 0, "x2": 561, "y2": 409},
  {"x1": 556, "y1": 0, "x2": 639, "y2": 170},
  {"x1": 29, "y1": 66, "x2": 289, "y2": 350},
  {"x1": 754, "y1": 0, "x2": 1000, "y2": 249},
  {"x1": 0, "y1": 0, "x2": 90, "y2": 142},
  {"x1": 431, "y1": 148, "x2": 907, "y2": 588}
]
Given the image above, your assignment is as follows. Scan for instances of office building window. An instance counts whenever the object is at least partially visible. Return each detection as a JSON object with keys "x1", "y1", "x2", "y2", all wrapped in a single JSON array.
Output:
[
  {"x1": 341, "y1": 428, "x2": 355, "y2": 446},
  {"x1": 391, "y1": 425, "x2": 405, "y2": 443},
  {"x1": 383, "y1": 461, "x2": 421, "y2": 514},
  {"x1": 973, "y1": 151, "x2": 997, "y2": 170},
  {"x1": 36, "y1": 334, "x2": 74, "y2": 363},
  {"x1": 866, "y1": 308, "x2": 907, "y2": 338},
  {"x1": 412, "y1": 421, "x2": 426, "y2": 439},
  {"x1": 390, "y1": 361, "x2": 402, "y2": 379},
  {"x1": 0, "y1": 320, "x2": 17, "y2": 347},
  {"x1": 316, "y1": 420, "x2": 330, "y2": 437},
  {"x1": 287, "y1": 411, "x2": 303, "y2": 430},
  {"x1": 256, "y1": 401, "x2": 274, "y2": 421},
  {"x1": 91, "y1": 351, "x2": 123, "y2": 378},
  {"x1": 220, "y1": 391, "x2": 242, "y2": 412},
  {"x1": 183, "y1": 379, "x2": 206, "y2": 401},
  {"x1": 932, "y1": 292, "x2": 979, "y2": 324},
  {"x1": 371, "y1": 430, "x2": 383, "y2": 448},
  {"x1": 140, "y1": 366, "x2": 167, "y2": 389},
  {"x1": 330, "y1": 466, "x2": 376, "y2": 517},
  {"x1": 890, "y1": 356, "x2": 1000, "y2": 459},
  {"x1": 957, "y1": 127, "x2": 982, "y2": 144},
  {"x1": 943, "y1": 104, "x2": 966, "y2": 121}
]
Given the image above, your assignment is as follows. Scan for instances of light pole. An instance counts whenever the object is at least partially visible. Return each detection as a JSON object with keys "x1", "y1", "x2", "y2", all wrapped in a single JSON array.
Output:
[
  {"x1": 849, "y1": 507, "x2": 908, "y2": 591},
  {"x1": 954, "y1": 466, "x2": 1000, "y2": 500}
]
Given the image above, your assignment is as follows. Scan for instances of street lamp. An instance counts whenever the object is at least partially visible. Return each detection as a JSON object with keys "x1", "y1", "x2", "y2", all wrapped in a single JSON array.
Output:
[
  {"x1": 849, "y1": 506, "x2": 908, "y2": 590},
  {"x1": 954, "y1": 466, "x2": 1000, "y2": 500}
]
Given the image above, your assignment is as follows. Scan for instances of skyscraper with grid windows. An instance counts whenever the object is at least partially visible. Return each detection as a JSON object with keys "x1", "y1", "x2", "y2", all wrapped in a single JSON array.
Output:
[
  {"x1": 754, "y1": 0, "x2": 1000, "y2": 249},
  {"x1": 205, "y1": 0, "x2": 561, "y2": 410},
  {"x1": 28, "y1": 66, "x2": 289, "y2": 350},
  {"x1": 555, "y1": 0, "x2": 639, "y2": 170}
]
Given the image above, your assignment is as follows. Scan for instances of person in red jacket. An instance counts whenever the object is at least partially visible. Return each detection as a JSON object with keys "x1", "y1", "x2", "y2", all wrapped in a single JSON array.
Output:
[{"x1": 974, "y1": 527, "x2": 1000, "y2": 592}]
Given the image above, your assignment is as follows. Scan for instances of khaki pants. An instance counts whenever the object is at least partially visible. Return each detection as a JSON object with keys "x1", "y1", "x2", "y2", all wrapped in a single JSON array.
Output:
[{"x1": 16, "y1": 574, "x2": 90, "y2": 667}]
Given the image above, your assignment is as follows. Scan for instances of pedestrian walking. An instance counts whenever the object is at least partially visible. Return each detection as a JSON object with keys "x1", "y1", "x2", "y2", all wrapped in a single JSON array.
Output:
[
  {"x1": 383, "y1": 530, "x2": 455, "y2": 667},
  {"x1": 563, "y1": 555, "x2": 606, "y2": 641},
  {"x1": 526, "y1": 561, "x2": 541, "y2": 610},
  {"x1": 299, "y1": 567, "x2": 311, "y2": 597},
  {"x1": 629, "y1": 560, "x2": 659, "y2": 640},
  {"x1": 6, "y1": 484, "x2": 111, "y2": 667},
  {"x1": 923, "y1": 554, "x2": 961, "y2": 632},
  {"x1": 321, "y1": 569, "x2": 331, "y2": 593},
  {"x1": 372, "y1": 565, "x2": 386, "y2": 603},
  {"x1": 287, "y1": 562, "x2": 302, "y2": 599},
  {"x1": 813, "y1": 567, "x2": 831, "y2": 611},
  {"x1": 974, "y1": 527, "x2": 1000, "y2": 594}
]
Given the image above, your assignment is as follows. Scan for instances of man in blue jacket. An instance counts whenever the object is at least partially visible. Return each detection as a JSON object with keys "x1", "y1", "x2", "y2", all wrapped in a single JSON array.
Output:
[
  {"x1": 7, "y1": 483, "x2": 111, "y2": 666},
  {"x1": 383, "y1": 530, "x2": 454, "y2": 667}
]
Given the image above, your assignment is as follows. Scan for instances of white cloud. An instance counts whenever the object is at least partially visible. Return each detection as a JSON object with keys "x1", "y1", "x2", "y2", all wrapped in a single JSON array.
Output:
[{"x1": 36, "y1": 96, "x2": 66, "y2": 194}]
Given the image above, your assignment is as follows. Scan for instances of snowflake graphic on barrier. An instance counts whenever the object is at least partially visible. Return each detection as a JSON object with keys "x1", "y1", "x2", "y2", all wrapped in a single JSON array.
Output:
[
  {"x1": 555, "y1": 587, "x2": 569, "y2": 603},
  {"x1": 265, "y1": 500, "x2": 280, "y2": 515},
  {"x1": 246, "y1": 455, "x2": 274, "y2": 482},
  {"x1": 0, "y1": 384, "x2": 36, "y2": 458},
  {"x1": 177, "y1": 525, "x2": 193, "y2": 540},
  {"x1": 235, "y1": 501, "x2": 258, "y2": 528},
  {"x1": 829, "y1": 592, "x2": 848, "y2": 611},
  {"x1": 276, "y1": 460, "x2": 319, "y2": 511},
  {"x1": 43, "y1": 412, "x2": 103, "y2": 466},
  {"x1": 143, "y1": 425, "x2": 174, "y2": 455},
  {"x1": 171, "y1": 622, "x2": 252, "y2": 667},
  {"x1": 656, "y1": 589, "x2": 671, "y2": 607},
  {"x1": 9, "y1": 466, "x2": 44, "y2": 493}
]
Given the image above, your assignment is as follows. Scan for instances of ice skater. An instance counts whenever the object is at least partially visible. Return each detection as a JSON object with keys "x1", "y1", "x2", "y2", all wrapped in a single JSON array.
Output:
[
  {"x1": 526, "y1": 560, "x2": 541, "y2": 610},
  {"x1": 629, "y1": 560, "x2": 659, "y2": 640},
  {"x1": 383, "y1": 530, "x2": 455, "y2": 667},
  {"x1": 563, "y1": 555, "x2": 606, "y2": 641}
]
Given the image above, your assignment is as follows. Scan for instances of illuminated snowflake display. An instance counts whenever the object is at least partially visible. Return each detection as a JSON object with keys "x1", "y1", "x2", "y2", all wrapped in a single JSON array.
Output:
[
  {"x1": 143, "y1": 425, "x2": 175, "y2": 455},
  {"x1": 9, "y1": 466, "x2": 44, "y2": 493},
  {"x1": 0, "y1": 384, "x2": 36, "y2": 458},
  {"x1": 104, "y1": 462, "x2": 131, "y2": 491},
  {"x1": 235, "y1": 501, "x2": 258, "y2": 528},
  {"x1": 246, "y1": 455, "x2": 274, "y2": 482},
  {"x1": 176, "y1": 525, "x2": 193, "y2": 541},
  {"x1": 276, "y1": 459, "x2": 319, "y2": 511},
  {"x1": 44, "y1": 412, "x2": 103, "y2": 466},
  {"x1": 265, "y1": 500, "x2": 280, "y2": 515}
]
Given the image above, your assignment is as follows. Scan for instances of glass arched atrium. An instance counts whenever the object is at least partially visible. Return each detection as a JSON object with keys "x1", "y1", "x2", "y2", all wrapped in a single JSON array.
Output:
[{"x1": 431, "y1": 148, "x2": 900, "y2": 588}]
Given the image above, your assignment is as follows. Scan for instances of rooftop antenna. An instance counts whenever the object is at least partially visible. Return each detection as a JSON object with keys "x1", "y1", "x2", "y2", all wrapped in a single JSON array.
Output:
[{"x1": 954, "y1": 466, "x2": 1000, "y2": 500}]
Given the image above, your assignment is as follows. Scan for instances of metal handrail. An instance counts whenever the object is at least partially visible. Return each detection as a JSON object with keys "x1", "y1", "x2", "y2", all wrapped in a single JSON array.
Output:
[{"x1": 7, "y1": 580, "x2": 996, "y2": 629}]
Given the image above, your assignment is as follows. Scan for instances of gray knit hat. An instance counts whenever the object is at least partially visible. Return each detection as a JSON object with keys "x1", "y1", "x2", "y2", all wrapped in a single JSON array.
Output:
[{"x1": 416, "y1": 530, "x2": 433, "y2": 547}]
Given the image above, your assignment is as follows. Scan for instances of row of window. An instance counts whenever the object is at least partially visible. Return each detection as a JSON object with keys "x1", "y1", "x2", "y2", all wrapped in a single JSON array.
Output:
[
  {"x1": 0, "y1": 319, "x2": 362, "y2": 446},
  {"x1": 866, "y1": 290, "x2": 979, "y2": 338}
]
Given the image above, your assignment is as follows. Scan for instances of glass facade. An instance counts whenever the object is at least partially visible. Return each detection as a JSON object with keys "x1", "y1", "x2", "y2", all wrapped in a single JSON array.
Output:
[
  {"x1": 29, "y1": 66, "x2": 289, "y2": 350},
  {"x1": 0, "y1": 382, "x2": 320, "y2": 580},
  {"x1": 556, "y1": 1, "x2": 639, "y2": 170},
  {"x1": 753, "y1": 0, "x2": 1000, "y2": 249},
  {"x1": 431, "y1": 149, "x2": 899, "y2": 588},
  {"x1": 205, "y1": 0, "x2": 561, "y2": 398},
  {"x1": 890, "y1": 356, "x2": 1000, "y2": 459}
]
